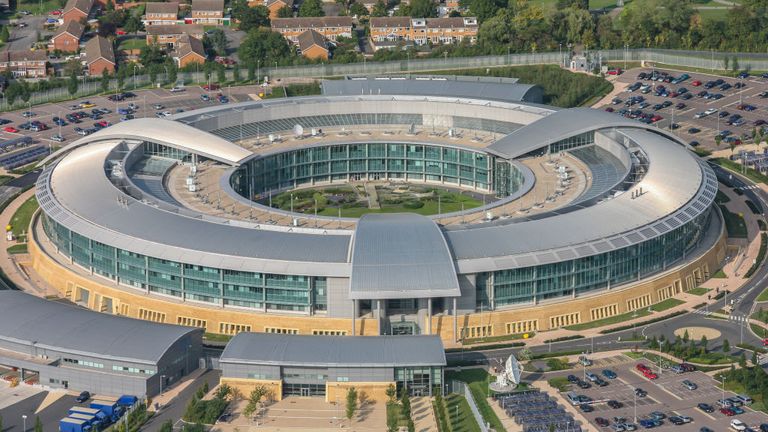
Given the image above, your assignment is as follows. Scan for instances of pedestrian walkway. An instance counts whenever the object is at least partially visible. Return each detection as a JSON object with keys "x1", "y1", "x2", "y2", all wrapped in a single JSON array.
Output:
[
  {"x1": 149, "y1": 368, "x2": 207, "y2": 412},
  {"x1": 411, "y1": 397, "x2": 438, "y2": 432}
]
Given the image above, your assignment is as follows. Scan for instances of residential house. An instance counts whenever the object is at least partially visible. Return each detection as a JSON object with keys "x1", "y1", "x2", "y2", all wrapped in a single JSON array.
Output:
[
  {"x1": 297, "y1": 29, "x2": 328, "y2": 60},
  {"x1": 262, "y1": 0, "x2": 293, "y2": 19},
  {"x1": 368, "y1": 16, "x2": 477, "y2": 50},
  {"x1": 61, "y1": 0, "x2": 94, "y2": 25},
  {"x1": 0, "y1": 51, "x2": 48, "y2": 78},
  {"x1": 271, "y1": 17, "x2": 353, "y2": 43},
  {"x1": 50, "y1": 20, "x2": 85, "y2": 52},
  {"x1": 143, "y1": 2, "x2": 179, "y2": 26},
  {"x1": 146, "y1": 24, "x2": 205, "y2": 47},
  {"x1": 172, "y1": 34, "x2": 206, "y2": 68},
  {"x1": 188, "y1": 0, "x2": 228, "y2": 25},
  {"x1": 85, "y1": 35, "x2": 115, "y2": 75}
]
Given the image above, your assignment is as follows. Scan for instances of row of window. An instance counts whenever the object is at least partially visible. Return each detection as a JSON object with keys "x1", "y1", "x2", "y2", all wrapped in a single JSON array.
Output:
[
  {"x1": 63, "y1": 358, "x2": 103, "y2": 369},
  {"x1": 112, "y1": 365, "x2": 155, "y2": 375}
]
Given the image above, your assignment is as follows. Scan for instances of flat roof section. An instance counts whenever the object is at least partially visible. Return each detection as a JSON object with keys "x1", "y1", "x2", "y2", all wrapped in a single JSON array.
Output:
[
  {"x1": 220, "y1": 333, "x2": 446, "y2": 367},
  {"x1": 0, "y1": 291, "x2": 200, "y2": 365},
  {"x1": 349, "y1": 213, "x2": 460, "y2": 300}
]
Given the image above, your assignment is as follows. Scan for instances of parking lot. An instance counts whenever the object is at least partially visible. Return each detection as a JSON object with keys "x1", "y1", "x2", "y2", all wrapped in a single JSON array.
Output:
[
  {"x1": 600, "y1": 68, "x2": 768, "y2": 151},
  {"x1": 549, "y1": 355, "x2": 768, "y2": 431},
  {"x1": 0, "y1": 84, "x2": 267, "y2": 152}
]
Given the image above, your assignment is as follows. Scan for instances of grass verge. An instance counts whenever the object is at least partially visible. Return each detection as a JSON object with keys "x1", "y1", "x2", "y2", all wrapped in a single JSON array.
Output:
[
  {"x1": 688, "y1": 287, "x2": 711, "y2": 295},
  {"x1": 564, "y1": 308, "x2": 652, "y2": 331},
  {"x1": 719, "y1": 204, "x2": 748, "y2": 238},
  {"x1": 6, "y1": 244, "x2": 27, "y2": 254},
  {"x1": 446, "y1": 369, "x2": 504, "y2": 432},
  {"x1": 650, "y1": 298, "x2": 685, "y2": 312},
  {"x1": 745, "y1": 232, "x2": 767, "y2": 278},
  {"x1": 9, "y1": 196, "x2": 38, "y2": 242}
]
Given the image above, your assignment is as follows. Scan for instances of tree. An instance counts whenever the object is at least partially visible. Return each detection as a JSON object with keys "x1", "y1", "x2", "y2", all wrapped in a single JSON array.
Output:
[
  {"x1": 345, "y1": 387, "x2": 358, "y2": 425},
  {"x1": 739, "y1": 352, "x2": 747, "y2": 368},
  {"x1": 400, "y1": 390, "x2": 411, "y2": 419},
  {"x1": 238, "y1": 28, "x2": 294, "y2": 66},
  {"x1": 243, "y1": 385, "x2": 270, "y2": 417},
  {"x1": 700, "y1": 335, "x2": 708, "y2": 353},
  {"x1": 247, "y1": 61, "x2": 256, "y2": 81},
  {"x1": 116, "y1": 66, "x2": 126, "y2": 89},
  {"x1": 723, "y1": 338, "x2": 731, "y2": 353},
  {"x1": 233, "y1": 63, "x2": 241, "y2": 82},
  {"x1": 166, "y1": 59, "x2": 178, "y2": 84},
  {"x1": 753, "y1": 350, "x2": 758, "y2": 366},
  {"x1": 385, "y1": 384, "x2": 397, "y2": 403},
  {"x1": 409, "y1": 0, "x2": 436, "y2": 17},
  {"x1": 231, "y1": 0, "x2": 270, "y2": 31},
  {"x1": 140, "y1": 43, "x2": 166, "y2": 66},
  {"x1": 149, "y1": 64, "x2": 158, "y2": 84},
  {"x1": 99, "y1": 71, "x2": 110, "y2": 93},
  {"x1": 733, "y1": 57, "x2": 740, "y2": 72},
  {"x1": 386, "y1": 403, "x2": 398, "y2": 432},
  {"x1": 349, "y1": 2, "x2": 368, "y2": 16},
  {"x1": 205, "y1": 29, "x2": 229, "y2": 57},
  {"x1": 216, "y1": 64, "x2": 226, "y2": 83},
  {"x1": 124, "y1": 14, "x2": 142, "y2": 34},
  {"x1": 34, "y1": 416, "x2": 42, "y2": 432},
  {"x1": 277, "y1": 5, "x2": 293, "y2": 17},
  {"x1": 67, "y1": 70, "x2": 79, "y2": 96},
  {"x1": 407, "y1": 418, "x2": 415, "y2": 432},
  {"x1": 299, "y1": 0, "x2": 325, "y2": 16},
  {"x1": 468, "y1": 0, "x2": 497, "y2": 23},
  {"x1": 371, "y1": 0, "x2": 387, "y2": 17},
  {"x1": 0, "y1": 26, "x2": 9, "y2": 43},
  {"x1": 724, "y1": 55, "x2": 730, "y2": 71},
  {"x1": 715, "y1": 135, "x2": 722, "y2": 147}
]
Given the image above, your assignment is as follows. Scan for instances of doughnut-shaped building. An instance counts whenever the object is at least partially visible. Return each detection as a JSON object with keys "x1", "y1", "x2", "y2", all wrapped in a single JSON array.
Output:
[{"x1": 29, "y1": 79, "x2": 726, "y2": 344}]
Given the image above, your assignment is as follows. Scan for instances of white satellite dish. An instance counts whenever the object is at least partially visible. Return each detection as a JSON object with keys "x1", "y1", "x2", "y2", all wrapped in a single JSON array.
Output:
[
  {"x1": 490, "y1": 354, "x2": 523, "y2": 392},
  {"x1": 293, "y1": 124, "x2": 304, "y2": 137},
  {"x1": 268, "y1": 134, "x2": 276, "y2": 143}
]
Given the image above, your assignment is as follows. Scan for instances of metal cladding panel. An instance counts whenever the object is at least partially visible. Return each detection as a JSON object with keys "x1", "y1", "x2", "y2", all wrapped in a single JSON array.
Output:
[
  {"x1": 43, "y1": 142, "x2": 352, "y2": 273},
  {"x1": 40, "y1": 118, "x2": 252, "y2": 166},
  {"x1": 220, "y1": 333, "x2": 446, "y2": 368},
  {"x1": 0, "y1": 291, "x2": 198, "y2": 365},
  {"x1": 320, "y1": 78, "x2": 543, "y2": 104},
  {"x1": 349, "y1": 213, "x2": 460, "y2": 300}
]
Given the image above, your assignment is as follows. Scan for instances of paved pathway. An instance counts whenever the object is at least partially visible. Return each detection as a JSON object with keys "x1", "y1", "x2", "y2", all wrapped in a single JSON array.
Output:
[{"x1": 411, "y1": 396, "x2": 438, "y2": 432}]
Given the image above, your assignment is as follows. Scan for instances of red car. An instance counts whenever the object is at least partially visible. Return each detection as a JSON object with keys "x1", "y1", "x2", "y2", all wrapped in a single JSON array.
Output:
[
  {"x1": 762, "y1": 338, "x2": 768, "y2": 346},
  {"x1": 720, "y1": 407, "x2": 736, "y2": 416},
  {"x1": 636, "y1": 363, "x2": 650, "y2": 372},
  {"x1": 4, "y1": 126, "x2": 18, "y2": 133},
  {"x1": 691, "y1": 80, "x2": 702, "y2": 86},
  {"x1": 51, "y1": 9, "x2": 61, "y2": 14},
  {"x1": 202, "y1": 83, "x2": 220, "y2": 91},
  {"x1": 607, "y1": 68, "x2": 623, "y2": 76},
  {"x1": 643, "y1": 370, "x2": 658, "y2": 380}
]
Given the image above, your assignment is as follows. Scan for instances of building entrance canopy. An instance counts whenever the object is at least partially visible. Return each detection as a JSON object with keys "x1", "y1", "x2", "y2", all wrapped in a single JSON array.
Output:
[{"x1": 349, "y1": 213, "x2": 460, "y2": 300}]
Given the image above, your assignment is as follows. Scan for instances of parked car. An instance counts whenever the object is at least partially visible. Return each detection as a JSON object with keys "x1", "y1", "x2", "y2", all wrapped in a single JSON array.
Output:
[
  {"x1": 721, "y1": 408, "x2": 736, "y2": 416},
  {"x1": 597, "y1": 417, "x2": 611, "y2": 427},
  {"x1": 76, "y1": 391, "x2": 91, "y2": 403},
  {"x1": 3, "y1": 126, "x2": 18, "y2": 133},
  {"x1": 50, "y1": 134, "x2": 65, "y2": 142},
  {"x1": 682, "y1": 380, "x2": 697, "y2": 390},
  {"x1": 607, "y1": 400, "x2": 623, "y2": 409},
  {"x1": 732, "y1": 419, "x2": 747, "y2": 431},
  {"x1": 579, "y1": 404, "x2": 594, "y2": 413},
  {"x1": 688, "y1": 127, "x2": 701, "y2": 134},
  {"x1": 603, "y1": 370, "x2": 617, "y2": 379},
  {"x1": 634, "y1": 388, "x2": 647, "y2": 397},
  {"x1": 698, "y1": 403, "x2": 714, "y2": 413}
]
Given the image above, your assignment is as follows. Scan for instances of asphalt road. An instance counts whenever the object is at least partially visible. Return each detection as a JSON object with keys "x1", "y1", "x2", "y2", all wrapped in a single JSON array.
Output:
[
  {"x1": 0, "y1": 392, "x2": 77, "y2": 432},
  {"x1": 139, "y1": 369, "x2": 221, "y2": 432},
  {"x1": 6, "y1": 15, "x2": 45, "y2": 51}
]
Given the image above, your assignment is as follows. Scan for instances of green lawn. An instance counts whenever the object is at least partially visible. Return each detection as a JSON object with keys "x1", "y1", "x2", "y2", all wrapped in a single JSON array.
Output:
[
  {"x1": 711, "y1": 269, "x2": 727, "y2": 278},
  {"x1": 118, "y1": 38, "x2": 147, "y2": 51},
  {"x1": 445, "y1": 394, "x2": 482, "y2": 432},
  {"x1": 564, "y1": 308, "x2": 652, "y2": 331},
  {"x1": 713, "y1": 158, "x2": 768, "y2": 184},
  {"x1": 650, "y1": 298, "x2": 685, "y2": 312},
  {"x1": 751, "y1": 323, "x2": 768, "y2": 339},
  {"x1": 463, "y1": 332, "x2": 532, "y2": 345},
  {"x1": 445, "y1": 369, "x2": 505, "y2": 432},
  {"x1": 758, "y1": 287, "x2": 768, "y2": 302},
  {"x1": 9, "y1": 196, "x2": 38, "y2": 242},
  {"x1": 316, "y1": 195, "x2": 482, "y2": 218},
  {"x1": 688, "y1": 287, "x2": 711, "y2": 295},
  {"x1": 6, "y1": 244, "x2": 27, "y2": 254},
  {"x1": 719, "y1": 204, "x2": 748, "y2": 238},
  {"x1": 17, "y1": 0, "x2": 63, "y2": 15},
  {"x1": 589, "y1": 0, "x2": 630, "y2": 8},
  {"x1": 548, "y1": 376, "x2": 571, "y2": 392},
  {"x1": 202, "y1": 332, "x2": 232, "y2": 343}
]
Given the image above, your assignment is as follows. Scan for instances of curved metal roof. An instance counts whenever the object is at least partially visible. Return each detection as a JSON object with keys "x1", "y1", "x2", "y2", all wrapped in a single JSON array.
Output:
[
  {"x1": 350, "y1": 213, "x2": 460, "y2": 300},
  {"x1": 487, "y1": 108, "x2": 684, "y2": 158},
  {"x1": 40, "y1": 118, "x2": 253, "y2": 166},
  {"x1": 37, "y1": 97, "x2": 714, "y2": 281},
  {"x1": 220, "y1": 333, "x2": 446, "y2": 367},
  {"x1": 0, "y1": 291, "x2": 199, "y2": 364}
]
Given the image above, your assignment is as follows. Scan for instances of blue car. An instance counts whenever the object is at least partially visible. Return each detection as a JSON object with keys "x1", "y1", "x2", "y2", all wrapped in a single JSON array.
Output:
[
  {"x1": 732, "y1": 406, "x2": 745, "y2": 414},
  {"x1": 602, "y1": 369, "x2": 617, "y2": 379},
  {"x1": 639, "y1": 419, "x2": 655, "y2": 429}
]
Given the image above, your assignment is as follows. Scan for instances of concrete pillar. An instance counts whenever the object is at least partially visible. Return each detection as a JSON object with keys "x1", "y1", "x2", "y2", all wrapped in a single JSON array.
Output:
[
  {"x1": 351, "y1": 300, "x2": 357, "y2": 336},
  {"x1": 453, "y1": 297, "x2": 457, "y2": 343},
  {"x1": 427, "y1": 298, "x2": 432, "y2": 335}
]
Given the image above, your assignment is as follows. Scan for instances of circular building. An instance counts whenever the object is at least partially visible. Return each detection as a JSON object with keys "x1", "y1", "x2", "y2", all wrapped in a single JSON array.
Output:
[{"x1": 29, "y1": 79, "x2": 726, "y2": 344}]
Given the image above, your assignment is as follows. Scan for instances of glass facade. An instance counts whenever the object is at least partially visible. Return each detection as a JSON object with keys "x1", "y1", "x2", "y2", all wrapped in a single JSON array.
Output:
[
  {"x1": 42, "y1": 214, "x2": 327, "y2": 314},
  {"x1": 231, "y1": 143, "x2": 525, "y2": 200},
  {"x1": 395, "y1": 366, "x2": 442, "y2": 396},
  {"x1": 476, "y1": 210, "x2": 712, "y2": 310}
]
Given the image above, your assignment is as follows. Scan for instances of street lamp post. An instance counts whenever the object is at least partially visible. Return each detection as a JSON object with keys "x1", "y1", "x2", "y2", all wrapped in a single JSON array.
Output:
[
  {"x1": 160, "y1": 374, "x2": 166, "y2": 395},
  {"x1": 22, "y1": 414, "x2": 27, "y2": 432},
  {"x1": 721, "y1": 375, "x2": 726, "y2": 403}
]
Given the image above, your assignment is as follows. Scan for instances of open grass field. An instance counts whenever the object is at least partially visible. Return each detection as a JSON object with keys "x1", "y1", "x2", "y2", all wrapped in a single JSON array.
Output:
[
  {"x1": 10, "y1": 196, "x2": 38, "y2": 242},
  {"x1": 650, "y1": 298, "x2": 685, "y2": 312}
]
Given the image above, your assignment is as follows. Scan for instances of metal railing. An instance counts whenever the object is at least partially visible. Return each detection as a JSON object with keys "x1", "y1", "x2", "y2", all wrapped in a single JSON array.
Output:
[
  {"x1": 8, "y1": 48, "x2": 768, "y2": 111},
  {"x1": 448, "y1": 379, "x2": 490, "y2": 432}
]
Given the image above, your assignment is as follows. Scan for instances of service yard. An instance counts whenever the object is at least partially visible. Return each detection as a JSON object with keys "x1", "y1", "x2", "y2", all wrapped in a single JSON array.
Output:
[
  {"x1": 546, "y1": 354, "x2": 768, "y2": 432},
  {"x1": 600, "y1": 68, "x2": 768, "y2": 153}
]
